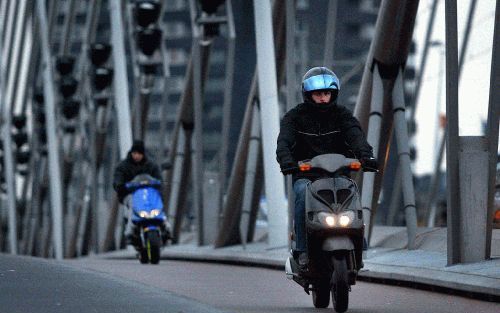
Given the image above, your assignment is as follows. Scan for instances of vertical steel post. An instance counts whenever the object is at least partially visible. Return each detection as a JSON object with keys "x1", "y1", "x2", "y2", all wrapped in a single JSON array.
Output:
[
  {"x1": 0, "y1": 0, "x2": 21, "y2": 255},
  {"x1": 109, "y1": 0, "x2": 133, "y2": 158},
  {"x1": 188, "y1": 0, "x2": 205, "y2": 245},
  {"x1": 219, "y1": 0, "x2": 236, "y2": 204},
  {"x1": 426, "y1": 46, "x2": 446, "y2": 227},
  {"x1": 167, "y1": 127, "x2": 185, "y2": 236},
  {"x1": 392, "y1": 70, "x2": 418, "y2": 249},
  {"x1": 214, "y1": 77, "x2": 256, "y2": 248},
  {"x1": 36, "y1": 0, "x2": 64, "y2": 259},
  {"x1": 485, "y1": 0, "x2": 499, "y2": 259},
  {"x1": 240, "y1": 105, "x2": 261, "y2": 248},
  {"x1": 285, "y1": 0, "x2": 297, "y2": 238},
  {"x1": 444, "y1": 0, "x2": 461, "y2": 265},
  {"x1": 323, "y1": 0, "x2": 338, "y2": 68},
  {"x1": 253, "y1": 0, "x2": 288, "y2": 248},
  {"x1": 458, "y1": 0, "x2": 478, "y2": 77},
  {"x1": 361, "y1": 64, "x2": 383, "y2": 246},
  {"x1": 0, "y1": 0, "x2": 10, "y2": 41},
  {"x1": 59, "y1": 0, "x2": 76, "y2": 55},
  {"x1": 191, "y1": 38, "x2": 204, "y2": 245},
  {"x1": 158, "y1": 19, "x2": 171, "y2": 161},
  {"x1": 410, "y1": 0, "x2": 439, "y2": 116},
  {"x1": 386, "y1": 166, "x2": 402, "y2": 225},
  {"x1": 1, "y1": 1, "x2": 19, "y2": 84}
]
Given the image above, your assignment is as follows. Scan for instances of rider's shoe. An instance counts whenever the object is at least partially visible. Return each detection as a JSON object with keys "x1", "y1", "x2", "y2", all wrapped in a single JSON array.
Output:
[{"x1": 297, "y1": 252, "x2": 309, "y2": 272}]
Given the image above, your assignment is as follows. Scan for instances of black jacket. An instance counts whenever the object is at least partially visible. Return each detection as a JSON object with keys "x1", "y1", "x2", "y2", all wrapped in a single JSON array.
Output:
[
  {"x1": 113, "y1": 152, "x2": 161, "y2": 201},
  {"x1": 276, "y1": 102, "x2": 373, "y2": 182}
]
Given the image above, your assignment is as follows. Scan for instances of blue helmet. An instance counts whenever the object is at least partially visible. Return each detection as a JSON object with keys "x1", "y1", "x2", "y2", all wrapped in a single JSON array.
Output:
[{"x1": 301, "y1": 67, "x2": 340, "y2": 103}]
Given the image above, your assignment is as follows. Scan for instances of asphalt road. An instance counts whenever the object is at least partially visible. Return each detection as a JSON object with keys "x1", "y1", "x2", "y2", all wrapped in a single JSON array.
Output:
[
  {"x1": 65, "y1": 258, "x2": 500, "y2": 313},
  {"x1": 0, "y1": 254, "x2": 225, "y2": 313}
]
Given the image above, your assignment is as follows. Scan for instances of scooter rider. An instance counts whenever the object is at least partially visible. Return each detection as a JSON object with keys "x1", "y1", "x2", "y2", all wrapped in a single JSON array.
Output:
[
  {"x1": 276, "y1": 67, "x2": 378, "y2": 270},
  {"x1": 113, "y1": 140, "x2": 168, "y2": 244}
]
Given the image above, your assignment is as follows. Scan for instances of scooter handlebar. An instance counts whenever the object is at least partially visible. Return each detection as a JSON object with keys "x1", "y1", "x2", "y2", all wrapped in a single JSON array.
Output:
[{"x1": 281, "y1": 167, "x2": 299, "y2": 175}]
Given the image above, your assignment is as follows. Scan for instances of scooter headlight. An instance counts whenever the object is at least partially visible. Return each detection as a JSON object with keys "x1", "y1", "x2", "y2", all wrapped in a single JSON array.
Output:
[
  {"x1": 138, "y1": 210, "x2": 161, "y2": 218},
  {"x1": 318, "y1": 212, "x2": 336, "y2": 227},
  {"x1": 338, "y1": 211, "x2": 355, "y2": 227},
  {"x1": 150, "y1": 209, "x2": 160, "y2": 217},
  {"x1": 325, "y1": 215, "x2": 335, "y2": 227}
]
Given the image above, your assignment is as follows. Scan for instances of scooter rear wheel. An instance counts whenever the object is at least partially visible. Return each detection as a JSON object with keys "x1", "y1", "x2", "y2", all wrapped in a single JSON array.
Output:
[
  {"x1": 331, "y1": 253, "x2": 349, "y2": 313},
  {"x1": 312, "y1": 282, "x2": 330, "y2": 308}
]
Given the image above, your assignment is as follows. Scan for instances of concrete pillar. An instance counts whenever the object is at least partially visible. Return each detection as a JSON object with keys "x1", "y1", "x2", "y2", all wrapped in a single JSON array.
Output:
[
  {"x1": 253, "y1": 0, "x2": 288, "y2": 248},
  {"x1": 458, "y1": 137, "x2": 489, "y2": 263}
]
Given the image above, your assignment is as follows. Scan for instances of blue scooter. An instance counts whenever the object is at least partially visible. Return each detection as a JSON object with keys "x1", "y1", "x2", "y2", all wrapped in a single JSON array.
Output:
[{"x1": 125, "y1": 174, "x2": 168, "y2": 264}]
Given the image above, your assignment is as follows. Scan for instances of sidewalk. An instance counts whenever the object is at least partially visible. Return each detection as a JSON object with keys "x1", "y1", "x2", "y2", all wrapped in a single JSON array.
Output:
[{"x1": 105, "y1": 226, "x2": 500, "y2": 300}]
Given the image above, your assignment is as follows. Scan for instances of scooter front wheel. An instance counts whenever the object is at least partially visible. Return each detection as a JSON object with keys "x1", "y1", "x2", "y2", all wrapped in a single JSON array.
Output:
[
  {"x1": 312, "y1": 281, "x2": 330, "y2": 308},
  {"x1": 331, "y1": 252, "x2": 349, "y2": 313},
  {"x1": 145, "y1": 230, "x2": 161, "y2": 264}
]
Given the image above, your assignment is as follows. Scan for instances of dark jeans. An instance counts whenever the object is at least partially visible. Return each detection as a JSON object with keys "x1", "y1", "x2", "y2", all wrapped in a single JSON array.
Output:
[{"x1": 293, "y1": 178, "x2": 311, "y2": 252}]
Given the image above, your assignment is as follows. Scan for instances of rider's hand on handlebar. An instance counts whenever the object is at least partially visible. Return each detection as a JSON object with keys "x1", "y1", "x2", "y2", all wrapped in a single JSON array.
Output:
[
  {"x1": 280, "y1": 160, "x2": 298, "y2": 175},
  {"x1": 360, "y1": 157, "x2": 379, "y2": 172},
  {"x1": 281, "y1": 167, "x2": 299, "y2": 175}
]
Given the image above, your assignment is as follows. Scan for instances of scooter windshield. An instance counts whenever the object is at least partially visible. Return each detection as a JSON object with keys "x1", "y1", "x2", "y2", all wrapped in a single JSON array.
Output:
[{"x1": 131, "y1": 186, "x2": 163, "y2": 211}]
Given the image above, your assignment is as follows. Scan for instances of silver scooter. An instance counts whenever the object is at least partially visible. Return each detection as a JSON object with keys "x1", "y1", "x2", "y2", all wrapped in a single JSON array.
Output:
[{"x1": 285, "y1": 153, "x2": 365, "y2": 312}]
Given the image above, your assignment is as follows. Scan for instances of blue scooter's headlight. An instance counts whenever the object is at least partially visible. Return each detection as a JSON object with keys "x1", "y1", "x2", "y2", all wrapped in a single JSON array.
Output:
[
  {"x1": 150, "y1": 209, "x2": 161, "y2": 217},
  {"x1": 138, "y1": 209, "x2": 162, "y2": 218}
]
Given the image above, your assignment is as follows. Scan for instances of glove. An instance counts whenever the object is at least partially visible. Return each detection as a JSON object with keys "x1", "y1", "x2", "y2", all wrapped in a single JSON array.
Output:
[
  {"x1": 360, "y1": 157, "x2": 379, "y2": 172},
  {"x1": 280, "y1": 160, "x2": 298, "y2": 175}
]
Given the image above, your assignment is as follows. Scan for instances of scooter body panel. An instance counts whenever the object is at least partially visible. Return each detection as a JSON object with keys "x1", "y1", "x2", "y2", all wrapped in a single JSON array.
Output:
[{"x1": 322, "y1": 235, "x2": 355, "y2": 251}]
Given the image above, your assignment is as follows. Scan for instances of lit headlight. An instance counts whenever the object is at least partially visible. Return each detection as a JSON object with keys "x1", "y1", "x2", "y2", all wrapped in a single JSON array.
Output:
[
  {"x1": 150, "y1": 209, "x2": 160, "y2": 217},
  {"x1": 317, "y1": 211, "x2": 355, "y2": 228},
  {"x1": 338, "y1": 211, "x2": 355, "y2": 227},
  {"x1": 325, "y1": 215, "x2": 335, "y2": 227},
  {"x1": 138, "y1": 210, "x2": 161, "y2": 218},
  {"x1": 318, "y1": 212, "x2": 336, "y2": 227}
]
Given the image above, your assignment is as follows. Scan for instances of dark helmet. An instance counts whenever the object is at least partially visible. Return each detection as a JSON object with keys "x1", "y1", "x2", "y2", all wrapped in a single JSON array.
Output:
[
  {"x1": 301, "y1": 67, "x2": 340, "y2": 104},
  {"x1": 130, "y1": 140, "x2": 145, "y2": 154}
]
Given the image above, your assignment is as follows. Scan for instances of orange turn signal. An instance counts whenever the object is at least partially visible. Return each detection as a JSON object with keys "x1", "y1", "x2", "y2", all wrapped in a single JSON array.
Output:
[
  {"x1": 494, "y1": 209, "x2": 500, "y2": 222},
  {"x1": 299, "y1": 163, "x2": 311, "y2": 171},
  {"x1": 350, "y1": 161, "x2": 361, "y2": 171}
]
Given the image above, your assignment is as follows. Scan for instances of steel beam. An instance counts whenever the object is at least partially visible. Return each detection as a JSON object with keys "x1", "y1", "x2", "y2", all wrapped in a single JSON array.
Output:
[
  {"x1": 361, "y1": 64, "x2": 384, "y2": 246},
  {"x1": 354, "y1": 0, "x2": 419, "y2": 247},
  {"x1": 36, "y1": 0, "x2": 64, "y2": 259},
  {"x1": 253, "y1": 0, "x2": 288, "y2": 248},
  {"x1": 215, "y1": 77, "x2": 256, "y2": 247},
  {"x1": 410, "y1": 0, "x2": 438, "y2": 118},
  {"x1": 458, "y1": 0, "x2": 477, "y2": 76},
  {"x1": 59, "y1": 0, "x2": 77, "y2": 55},
  {"x1": 444, "y1": 0, "x2": 461, "y2": 266},
  {"x1": 323, "y1": 0, "x2": 338, "y2": 68},
  {"x1": 109, "y1": 0, "x2": 133, "y2": 158},
  {"x1": 219, "y1": 0, "x2": 236, "y2": 205},
  {"x1": 240, "y1": 105, "x2": 261, "y2": 248},
  {"x1": 0, "y1": 0, "x2": 25, "y2": 255},
  {"x1": 392, "y1": 70, "x2": 418, "y2": 249},
  {"x1": 285, "y1": 0, "x2": 297, "y2": 238},
  {"x1": 485, "y1": 0, "x2": 500, "y2": 259}
]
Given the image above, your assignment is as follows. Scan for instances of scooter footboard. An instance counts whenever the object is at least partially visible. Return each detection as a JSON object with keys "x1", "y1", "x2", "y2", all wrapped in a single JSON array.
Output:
[{"x1": 322, "y1": 235, "x2": 354, "y2": 251}]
